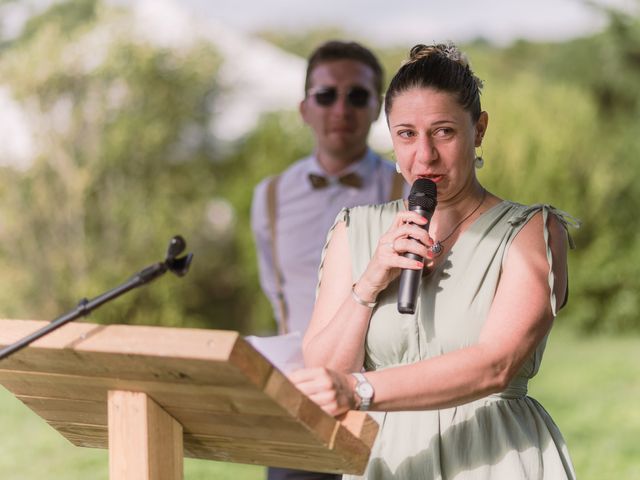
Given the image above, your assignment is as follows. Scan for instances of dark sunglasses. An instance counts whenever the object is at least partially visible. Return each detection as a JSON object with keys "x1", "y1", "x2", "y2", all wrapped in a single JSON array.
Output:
[{"x1": 307, "y1": 86, "x2": 372, "y2": 108}]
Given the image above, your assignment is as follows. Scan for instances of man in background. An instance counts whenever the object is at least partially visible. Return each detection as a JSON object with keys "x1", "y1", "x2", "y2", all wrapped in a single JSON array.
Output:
[{"x1": 251, "y1": 40, "x2": 404, "y2": 480}]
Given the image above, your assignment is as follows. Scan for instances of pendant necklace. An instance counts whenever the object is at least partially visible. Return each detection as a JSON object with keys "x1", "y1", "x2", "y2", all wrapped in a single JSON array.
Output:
[{"x1": 430, "y1": 189, "x2": 487, "y2": 256}]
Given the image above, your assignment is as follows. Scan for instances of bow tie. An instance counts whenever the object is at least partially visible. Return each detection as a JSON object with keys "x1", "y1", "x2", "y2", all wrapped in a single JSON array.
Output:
[{"x1": 308, "y1": 172, "x2": 363, "y2": 189}]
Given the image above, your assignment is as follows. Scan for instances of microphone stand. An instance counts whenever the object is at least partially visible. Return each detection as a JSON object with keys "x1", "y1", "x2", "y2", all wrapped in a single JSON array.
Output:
[{"x1": 0, "y1": 235, "x2": 193, "y2": 361}]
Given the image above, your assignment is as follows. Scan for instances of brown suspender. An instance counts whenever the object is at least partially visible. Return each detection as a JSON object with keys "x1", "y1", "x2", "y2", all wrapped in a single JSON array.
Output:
[
  {"x1": 265, "y1": 169, "x2": 405, "y2": 333},
  {"x1": 266, "y1": 174, "x2": 290, "y2": 334}
]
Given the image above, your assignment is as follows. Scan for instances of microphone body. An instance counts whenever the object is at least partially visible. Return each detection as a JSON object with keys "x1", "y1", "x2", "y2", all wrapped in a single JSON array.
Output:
[{"x1": 397, "y1": 179, "x2": 437, "y2": 314}]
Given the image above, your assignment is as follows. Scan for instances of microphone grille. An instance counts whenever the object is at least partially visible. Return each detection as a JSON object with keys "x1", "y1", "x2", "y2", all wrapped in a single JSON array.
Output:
[{"x1": 408, "y1": 178, "x2": 438, "y2": 210}]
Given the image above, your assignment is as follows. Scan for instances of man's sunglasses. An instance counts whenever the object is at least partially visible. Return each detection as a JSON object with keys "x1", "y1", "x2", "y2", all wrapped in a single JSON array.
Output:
[{"x1": 307, "y1": 86, "x2": 372, "y2": 108}]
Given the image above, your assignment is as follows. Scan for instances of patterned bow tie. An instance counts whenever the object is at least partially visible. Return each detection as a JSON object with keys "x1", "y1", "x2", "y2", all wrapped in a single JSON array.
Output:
[{"x1": 308, "y1": 172, "x2": 363, "y2": 189}]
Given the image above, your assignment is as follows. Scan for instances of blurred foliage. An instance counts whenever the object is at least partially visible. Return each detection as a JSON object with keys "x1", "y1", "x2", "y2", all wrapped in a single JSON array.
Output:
[
  {"x1": 474, "y1": 3, "x2": 640, "y2": 334},
  {"x1": 257, "y1": 27, "x2": 351, "y2": 59},
  {"x1": 0, "y1": 0, "x2": 639, "y2": 335},
  {"x1": 0, "y1": 0, "x2": 255, "y2": 332},
  {"x1": 18, "y1": 0, "x2": 98, "y2": 43}
]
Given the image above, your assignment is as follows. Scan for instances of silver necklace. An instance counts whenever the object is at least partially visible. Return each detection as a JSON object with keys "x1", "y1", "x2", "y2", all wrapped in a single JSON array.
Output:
[{"x1": 431, "y1": 189, "x2": 487, "y2": 256}]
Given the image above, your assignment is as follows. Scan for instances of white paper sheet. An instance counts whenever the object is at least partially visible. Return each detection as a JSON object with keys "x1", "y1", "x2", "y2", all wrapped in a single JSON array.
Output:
[{"x1": 245, "y1": 331, "x2": 304, "y2": 374}]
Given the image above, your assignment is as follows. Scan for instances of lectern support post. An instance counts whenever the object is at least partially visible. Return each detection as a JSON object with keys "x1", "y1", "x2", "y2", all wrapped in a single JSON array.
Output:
[{"x1": 108, "y1": 390, "x2": 184, "y2": 480}]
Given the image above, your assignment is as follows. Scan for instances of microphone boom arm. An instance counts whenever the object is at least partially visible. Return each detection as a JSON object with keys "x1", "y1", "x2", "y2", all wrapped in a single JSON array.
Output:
[{"x1": 0, "y1": 235, "x2": 193, "y2": 361}]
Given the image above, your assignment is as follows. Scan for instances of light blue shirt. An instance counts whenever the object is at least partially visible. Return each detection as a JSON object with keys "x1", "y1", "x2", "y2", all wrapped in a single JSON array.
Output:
[{"x1": 251, "y1": 149, "x2": 404, "y2": 335}]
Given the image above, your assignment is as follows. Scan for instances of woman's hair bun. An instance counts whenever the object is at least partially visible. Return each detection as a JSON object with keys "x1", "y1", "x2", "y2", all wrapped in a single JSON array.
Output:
[
  {"x1": 407, "y1": 42, "x2": 469, "y2": 68},
  {"x1": 405, "y1": 42, "x2": 483, "y2": 91}
]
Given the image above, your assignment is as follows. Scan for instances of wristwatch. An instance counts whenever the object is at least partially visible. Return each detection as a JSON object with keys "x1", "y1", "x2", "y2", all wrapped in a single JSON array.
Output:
[{"x1": 351, "y1": 372, "x2": 374, "y2": 411}]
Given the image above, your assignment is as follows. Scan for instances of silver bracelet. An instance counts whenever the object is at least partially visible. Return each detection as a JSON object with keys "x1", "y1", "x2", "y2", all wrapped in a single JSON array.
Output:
[{"x1": 351, "y1": 283, "x2": 378, "y2": 308}]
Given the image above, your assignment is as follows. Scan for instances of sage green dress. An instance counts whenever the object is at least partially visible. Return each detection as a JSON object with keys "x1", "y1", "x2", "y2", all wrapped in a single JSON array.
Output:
[{"x1": 320, "y1": 200, "x2": 577, "y2": 480}]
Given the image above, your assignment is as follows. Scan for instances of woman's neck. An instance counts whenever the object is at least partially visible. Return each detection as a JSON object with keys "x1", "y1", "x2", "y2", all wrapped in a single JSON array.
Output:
[{"x1": 430, "y1": 180, "x2": 486, "y2": 240}]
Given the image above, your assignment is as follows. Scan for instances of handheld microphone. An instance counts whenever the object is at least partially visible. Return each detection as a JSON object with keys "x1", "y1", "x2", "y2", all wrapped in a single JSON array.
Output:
[{"x1": 397, "y1": 178, "x2": 437, "y2": 314}]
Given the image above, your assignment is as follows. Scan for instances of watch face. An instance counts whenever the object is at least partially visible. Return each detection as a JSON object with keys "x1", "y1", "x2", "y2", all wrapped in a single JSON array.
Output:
[{"x1": 356, "y1": 382, "x2": 374, "y2": 399}]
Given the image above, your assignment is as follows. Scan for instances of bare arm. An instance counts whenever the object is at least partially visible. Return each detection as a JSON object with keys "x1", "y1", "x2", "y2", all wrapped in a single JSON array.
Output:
[
  {"x1": 302, "y1": 220, "x2": 369, "y2": 371},
  {"x1": 294, "y1": 211, "x2": 568, "y2": 415}
]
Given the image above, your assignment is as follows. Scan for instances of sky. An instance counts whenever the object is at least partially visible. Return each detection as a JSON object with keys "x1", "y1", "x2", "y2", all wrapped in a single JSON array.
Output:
[
  {"x1": 1, "y1": 0, "x2": 637, "y2": 47},
  {"x1": 170, "y1": 0, "x2": 636, "y2": 46},
  {"x1": 2, "y1": 0, "x2": 636, "y2": 48}
]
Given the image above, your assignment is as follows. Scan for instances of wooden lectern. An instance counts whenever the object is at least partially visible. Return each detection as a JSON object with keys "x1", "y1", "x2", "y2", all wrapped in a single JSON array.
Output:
[{"x1": 0, "y1": 319, "x2": 378, "y2": 479}]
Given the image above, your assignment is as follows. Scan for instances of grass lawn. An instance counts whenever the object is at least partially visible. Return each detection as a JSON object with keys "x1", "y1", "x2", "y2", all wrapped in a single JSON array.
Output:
[
  {"x1": 1, "y1": 325, "x2": 638, "y2": 479},
  {"x1": 528, "y1": 325, "x2": 640, "y2": 479}
]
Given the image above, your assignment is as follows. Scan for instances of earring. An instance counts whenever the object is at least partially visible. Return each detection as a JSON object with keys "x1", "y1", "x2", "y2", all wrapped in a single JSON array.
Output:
[
  {"x1": 395, "y1": 162, "x2": 402, "y2": 174},
  {"x1": 475, "y1": 146, "x2": 484, "y2": 169}
]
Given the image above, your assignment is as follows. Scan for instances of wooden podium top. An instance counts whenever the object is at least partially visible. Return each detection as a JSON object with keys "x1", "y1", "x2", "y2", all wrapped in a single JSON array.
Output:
[{"x1": 0, "y1": 319, "x2": 378, "y2": 474}]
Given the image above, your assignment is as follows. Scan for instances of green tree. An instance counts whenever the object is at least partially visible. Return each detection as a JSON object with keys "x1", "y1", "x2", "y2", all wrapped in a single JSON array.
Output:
[
  {"x1": 476, "y1": 4, "x2": 640, "y2": 333},
  {"x1": 0, "y1": 0, "x2": 257, "y2": 330}
]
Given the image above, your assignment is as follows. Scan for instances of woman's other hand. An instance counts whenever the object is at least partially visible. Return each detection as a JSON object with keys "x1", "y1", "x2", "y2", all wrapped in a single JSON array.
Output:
[{"x1": 289, "y1": 367, "x2": 357, "y2": 417}]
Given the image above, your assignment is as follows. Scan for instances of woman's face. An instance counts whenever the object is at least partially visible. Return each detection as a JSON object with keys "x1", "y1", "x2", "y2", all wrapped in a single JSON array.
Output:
[{"x1": 388, "y1": 87, "x2": 487, "y2": 202}]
